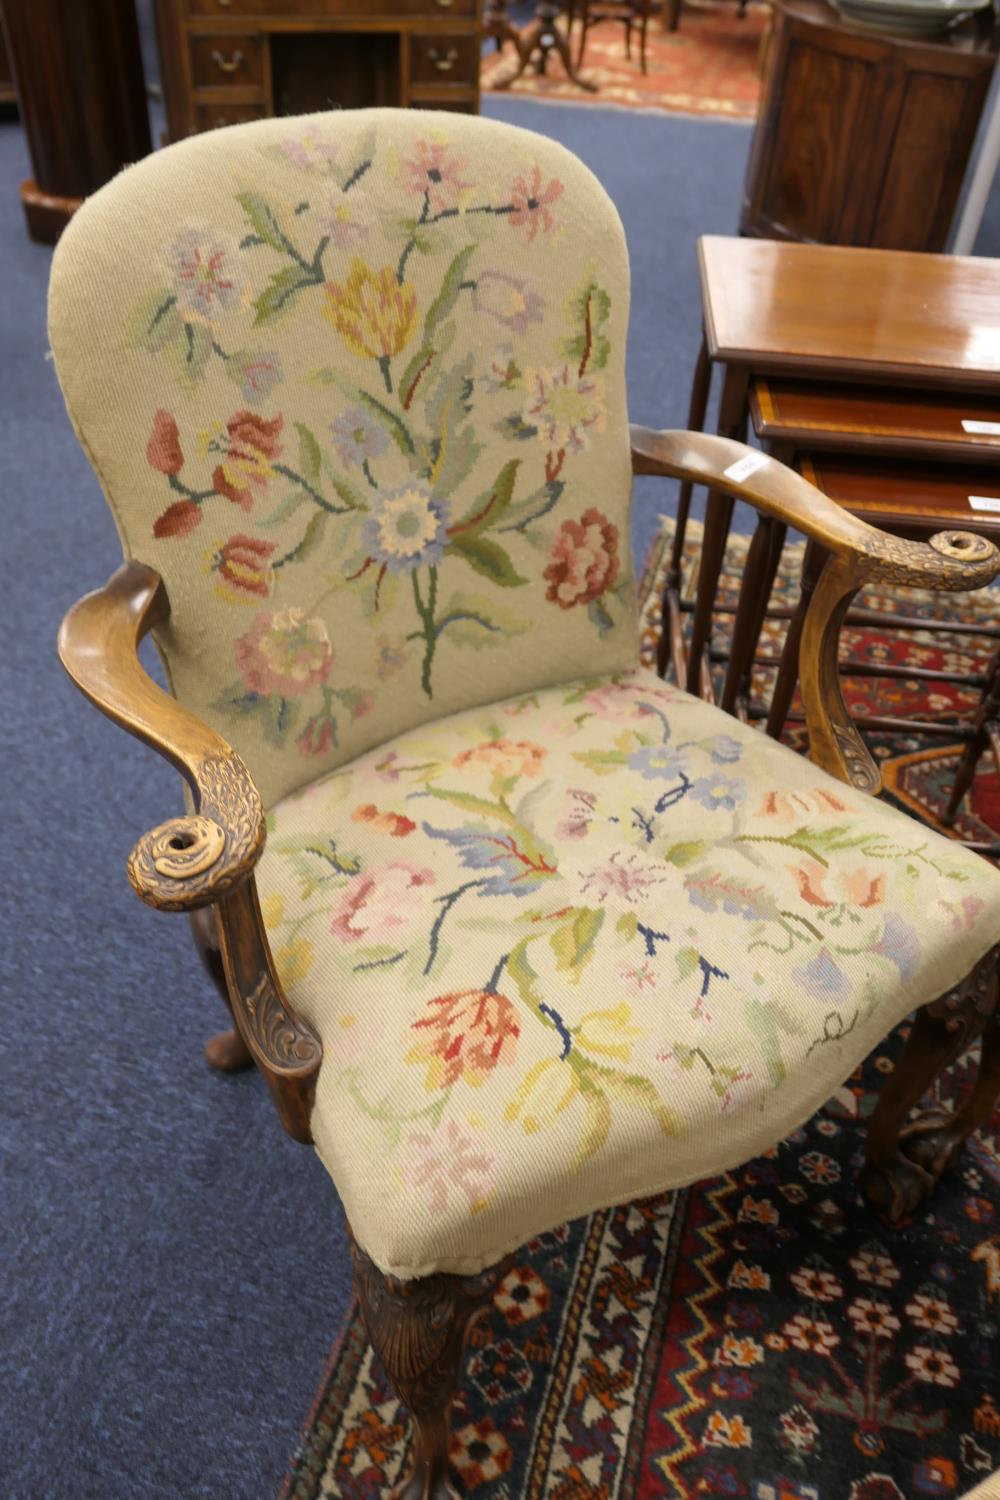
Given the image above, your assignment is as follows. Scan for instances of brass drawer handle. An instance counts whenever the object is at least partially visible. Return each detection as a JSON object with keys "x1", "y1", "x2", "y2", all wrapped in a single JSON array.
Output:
[
  {"x1": 435, "y1": 0, "x2": 455, "y2": 8},
  {"x1": 429, "y1": 47, "x2": 460, "y2": 72},
  {"x1": 217, "y1": 0, "x2": 232, "y2": 7},
  {"x1": 211, "y1": 48, "x2": 245, "y2": 74}
]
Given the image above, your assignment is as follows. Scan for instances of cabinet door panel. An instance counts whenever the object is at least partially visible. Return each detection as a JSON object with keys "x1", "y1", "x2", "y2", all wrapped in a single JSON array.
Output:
[
  {"x1": 187, "y1": 0, "x2": 475, "y2": 16},
  {"x1": 873, "y1": 71, "x2": 985, "y2": 251},
  {"x1": 758, "y1": 38, "x2": 882, "y2": 243}
]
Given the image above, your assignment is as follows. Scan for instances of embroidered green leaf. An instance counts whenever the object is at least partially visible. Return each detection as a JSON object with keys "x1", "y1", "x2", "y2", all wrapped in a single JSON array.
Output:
[
  {"x1": 335, "y1": 127, "x2": 376, "y2": 192},
  {"x1": 665, "y1": 840, "x2": 707, "y2": 868},
  {"x1": 587, "y1": 596, "x2": 615, "y2": 636},
  {"x1": 127, "y1": 289, "x2": 183, "y2": 354},
  {"x1": 252, "y1": 264, "x2": 316, "y2": 326},
  {"x1": 170, "y1": 322, "x2": 213, "y2": 388},
  {"x1": 571, "y1": 748, "x2": 628, "y2": 775},
  {"x1": 425, "y1": 244, "x2": 477, "y2": 338},
  {"x1": 261, "y1": 490, "x2": 309, "y2": 527},
  {"x1": 450, "y1": 459, "x2": 521, "y2": 540},
  {"x1": 309, "y1": 372, "x2": 417, "y2": 456},
  {"x1": 436, "y1": 592, "x2": 527, "y2": 650},
  {"x1": 675, "y1": 946, "x2": 699, "y2": 981},
  {"x1": 551, "y1": 908, "x2": 604, "y2": 982},
  {"x1": 580, "y1": 1063, "x2": 681, "y2": 1144},
  {"x1": 294, "y1": 510, "x2": 328, "y2": 564},
  {"x1": 564, "y1": 272, "x2": 612, "y2": 372},
  {"x1": 448, "y1": 534, "x2": 527, "y2": 588},
  {"x1": 573, "y1": 1081, "x2": 612, "y2": 1169},
  {"x1": 295, "y1": 422, "x2": 322, "y2": 484},
  {"x1": 236, "y1": 191, "x2": 296, "y2": 255},
  {"x1": 616, "y1": 911, "x2": 638, "y2": 940}
]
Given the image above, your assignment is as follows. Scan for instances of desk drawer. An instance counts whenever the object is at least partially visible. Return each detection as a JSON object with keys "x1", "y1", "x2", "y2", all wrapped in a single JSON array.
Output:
[
  {"x1": 194, "y1": 101, "x2": 267, "y2": 130},
  {"x1": 188, "y1": 0, "x2": 476, "y2": 16},
  {"x1": 190, "y1": 34, "x2": 263, "y2": 88},
  {"x1": 410, "y1": 33, "x2": 478, "y2": 84}
]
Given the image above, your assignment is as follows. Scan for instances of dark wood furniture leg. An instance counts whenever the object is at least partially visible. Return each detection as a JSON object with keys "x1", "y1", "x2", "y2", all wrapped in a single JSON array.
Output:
[
  {"x1": 765, "y1": 537, "x2": 827, "y2": 737},
  {"x1": 494, "y1": 2, "x2": 599, "y2": 92},
  {"x1": 351, "y1": 1235, "x2": 511, "y2": 1500},
  {"x1": 861, "y1": 947, "x2": 1000, "y2": 1221},
  {"x1": 684, "y1": 363, "x2": 750, "y2": 698},
  {"x1": 190, "y1": 907, "x2": 255, "y2": 1072},
  {"x1": 659, "y1": 331, "x2": 712, "y2": 680},
  {"x1": 945, "y1": 647, "x2": 1000, "y2": 825},
  {"x1": 1, "y1": 0, "x2": 151, "y2": 243},
  {"x1": 484, "y1": 0, "x2": 524, "y2": 51}
]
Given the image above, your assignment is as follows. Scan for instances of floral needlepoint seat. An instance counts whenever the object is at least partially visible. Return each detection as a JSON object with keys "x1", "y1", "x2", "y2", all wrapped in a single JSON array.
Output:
[{"x1": 51, "y1": 108, "x2": 1000, "y2": 1497}]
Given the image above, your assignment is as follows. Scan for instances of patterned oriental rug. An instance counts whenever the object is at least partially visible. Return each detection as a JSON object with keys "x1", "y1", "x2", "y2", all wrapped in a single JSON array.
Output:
[
  {"x1": 279, "y1": 521, "x2": 1000, "y2": 1500},
  {"x1": 480, "y1": 2, "x2": 767, "y2": 121}
]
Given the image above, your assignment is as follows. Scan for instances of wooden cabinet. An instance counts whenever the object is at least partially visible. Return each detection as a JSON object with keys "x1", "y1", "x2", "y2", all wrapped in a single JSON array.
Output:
[
  {"x1": 741, "y1": 0, "x2": 997, "y2": 251},
  {"x1": 154, "y1": 0, "x2": 483, "y2": 141}
]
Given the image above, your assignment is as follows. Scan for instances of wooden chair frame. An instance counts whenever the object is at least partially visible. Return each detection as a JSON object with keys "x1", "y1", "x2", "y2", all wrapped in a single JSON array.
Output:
[{"x1": 59, "y1": 425, "x2": 1000, "y2": 1500}]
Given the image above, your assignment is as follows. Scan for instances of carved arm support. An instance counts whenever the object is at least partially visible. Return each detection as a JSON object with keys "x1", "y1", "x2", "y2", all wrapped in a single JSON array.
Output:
[
  {"x1": 58, "y1": 559, "x2": 321, "y2": 1142},
  {"x1": 631, "y1": 426, "x2": 1000, "y2": 791}
]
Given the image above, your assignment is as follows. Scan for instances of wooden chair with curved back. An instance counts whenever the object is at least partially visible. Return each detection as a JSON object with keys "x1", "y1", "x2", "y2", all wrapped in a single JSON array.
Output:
[{"x1": 52, "y1": 109, "x2": 1000, "y2": 1497}]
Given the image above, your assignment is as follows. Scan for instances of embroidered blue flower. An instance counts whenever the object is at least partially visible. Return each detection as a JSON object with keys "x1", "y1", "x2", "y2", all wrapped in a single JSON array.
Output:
[
  {"x1": 627, "y1": 744, "x2": 687, "y2": 781},
  {"x1": 709, "y1": 734, "x2": 743, "y2": 764},
  {"x1": 690, "y1": 774, "x2": 747, "y2": 812},
  {"x1": 364, "y1": 482, "x2": 448, "y2": 573},
  {"x1": 793, "y1": 949, "x2": 850, "y2": 1002},
  {"x1": 873, "y1": 913, "x2": 920, "y2": 979},
  {"x1": 331, "y1": 405, "x2": 390, "y2": 468}
]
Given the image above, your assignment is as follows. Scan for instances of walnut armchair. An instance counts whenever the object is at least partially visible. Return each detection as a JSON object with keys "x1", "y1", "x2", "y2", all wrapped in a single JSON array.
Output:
[{"x1": 53, "y1": 110, "x2": 1000, "y2": 1498}]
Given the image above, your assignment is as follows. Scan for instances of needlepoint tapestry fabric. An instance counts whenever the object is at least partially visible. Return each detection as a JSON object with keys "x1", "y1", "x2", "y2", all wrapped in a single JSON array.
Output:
[
  {"x1": 256, "y1": 665, "x2": 1000, "y2": 1278},
  {"x1": 47, "y1": 110, "x2": 636, "y2": 808}
]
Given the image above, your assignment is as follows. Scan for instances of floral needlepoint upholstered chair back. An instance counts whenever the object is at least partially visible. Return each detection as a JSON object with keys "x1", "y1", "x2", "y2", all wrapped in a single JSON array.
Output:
[
  {"x1": 51, "y1": 110, "x2": 636, "y2": 809},
  {"x1": 53, "y1": 110, "x2": 1000, "y2": 1497}
]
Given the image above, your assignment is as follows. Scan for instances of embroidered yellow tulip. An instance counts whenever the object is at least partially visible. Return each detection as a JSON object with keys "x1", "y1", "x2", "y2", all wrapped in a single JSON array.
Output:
[{"x1": 323, "y1": 258, "x2": 417, "y2": 371}]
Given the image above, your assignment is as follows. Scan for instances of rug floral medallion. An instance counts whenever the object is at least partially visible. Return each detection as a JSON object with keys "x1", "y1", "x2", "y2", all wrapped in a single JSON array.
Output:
[{"x1": 280, "y1": 523, "x2": 1000, "y2": 1500}]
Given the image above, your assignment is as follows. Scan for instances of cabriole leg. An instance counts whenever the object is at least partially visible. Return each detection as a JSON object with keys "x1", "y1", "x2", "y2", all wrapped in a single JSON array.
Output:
[
  {"x1": 350, "y1": 1234, "x2": 509, "y2": 1500},
  {"x1": 861, "y1": 946, "x2": 999, "y2": 1222}
]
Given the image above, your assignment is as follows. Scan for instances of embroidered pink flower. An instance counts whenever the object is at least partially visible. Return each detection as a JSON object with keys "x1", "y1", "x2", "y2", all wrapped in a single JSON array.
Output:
[
  {"x1": 329, "y1": 863, "x2": 435, "y2": 945},
  {"x1": 452, "y1": 739, "x2": 547, "y2": 780},
  {"x1": 580, "y1": 851, "x2": 665, "y2": 904},
  {"x1": 165, "y1": 226, "x2": 245, "y2": 321},
  {"x1": 147, "y1": 410, "x2": 184, "y2": 475},
  {"x1": 755, "y1": 788, "x2": 850, "y2": 822},
  {"x1": 544, "y1": 508, "x2": 619, "y2": 609},
  {"x1": 212, "y1": 411, "x2": 284, "y2": 509},
  {"x1": 235, "y1": 608, "x2": 333, "y2": 697},
  {"x1": 509, "y1": 164, "x2": 564, "y2": 242},
  {"x1": 401, "y1": 1119, "x2": 497, "y2": 1216},
  {"x1": 213, "y1": 533, "x2": 276, "y2": 598},
  {"x1": 297, "y1": 713, "x2": 337, "y2": 759},
  {"x1": 408, "y1": 990, "x2": 520, "y2": 1090},
  {"x1": 791, "y1": 858, "x2": 885, "y2": 910},
  {"x1": 555, "y1": 789, "x2": 598, "y2": 841},
  {"x1": 402, "y1": 139, "x2": 472, "y2": 215},
  {"x1": 351, "y1": 803, "x2": 417, "y2": 838},
  {"x1": 277, "y1": 130, "x2": 340, "y2": 173},
  {"x1": 524, "y1": 366, "x2": 605, "y2": 454}
]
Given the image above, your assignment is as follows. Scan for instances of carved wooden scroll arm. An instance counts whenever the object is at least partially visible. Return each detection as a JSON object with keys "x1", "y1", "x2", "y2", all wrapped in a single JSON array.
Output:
[
  {"x1": 57, "y1": 559, "x2": 321, "y2": 1142},
  {"x1": 631, "y1": 426, "x2": 1000, "y2": 792}
]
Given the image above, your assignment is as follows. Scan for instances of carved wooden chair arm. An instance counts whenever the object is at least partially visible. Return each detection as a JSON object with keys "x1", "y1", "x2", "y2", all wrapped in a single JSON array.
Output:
[
  {"x1": 630, "y1": 425, "x2": 1000, "y2": 792},
  {"x1": 58, "y1": 559, "x2": 266, "y2": 911},
  {"x1": 57, "y1": 558, "x2": 321, "y2": 1143},
  {"x1": 630, "y1": 426, "x2": 1000, "y2": 593}
]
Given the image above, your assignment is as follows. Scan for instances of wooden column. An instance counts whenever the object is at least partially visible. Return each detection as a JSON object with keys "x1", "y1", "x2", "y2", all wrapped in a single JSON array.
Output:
[{"x1": 1, "y1": 0, "x2": 152, "y2": 244}]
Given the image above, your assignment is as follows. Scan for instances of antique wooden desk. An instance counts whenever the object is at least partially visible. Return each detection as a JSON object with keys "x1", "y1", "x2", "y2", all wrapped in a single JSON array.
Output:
[
  {"x1": 670, "y1": 236, "x2": 1000, "y2": 697},
  {"x1": 154, "y1": 0, "x2": 484, "y2": 140}
]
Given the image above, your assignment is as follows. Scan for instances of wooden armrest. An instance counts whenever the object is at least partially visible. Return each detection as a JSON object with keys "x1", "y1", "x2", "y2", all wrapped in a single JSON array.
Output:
[
  {"x1": 630, "y1": 425, "x2": 1000, "y2": 793},
  {"x1": 631, "y1": 426, "x2": 1000, "y2": 592},
  {"x1": 58, "y1": 558, "x2": 320, "y2": 1142},
  {"x1": 58, "y1": 559, "x2": 265, "y2": 911}
]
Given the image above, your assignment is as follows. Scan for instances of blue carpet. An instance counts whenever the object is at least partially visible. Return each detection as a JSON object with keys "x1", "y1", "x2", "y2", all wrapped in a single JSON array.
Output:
[{"x1": 4, "y1": 67, "x2": 1000, "y2": 1500}]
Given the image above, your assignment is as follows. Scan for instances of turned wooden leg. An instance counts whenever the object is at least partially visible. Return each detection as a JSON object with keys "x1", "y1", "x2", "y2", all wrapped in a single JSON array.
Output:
[
  {"x1": 861, "y1": 946, "x2": 1000, "y2": 1222},
  {"x1": 189, "y1": 906, "x2": 253, "y2": 1073},
  {"x1": 350, "y1": 1233, "x2": 510, "y2": 1500}
]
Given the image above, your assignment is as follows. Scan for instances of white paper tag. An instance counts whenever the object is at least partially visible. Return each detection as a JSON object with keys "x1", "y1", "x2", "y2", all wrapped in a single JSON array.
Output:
[
  {"x1": 724, "y1": 451, "x2": 769, "y2": 483},
  {"x1": 968, "y1": 495, "x2": 1000, "y2": 512},
  {"x1": 962, "y1": 420, "x2": 1000, "y2": 435}
]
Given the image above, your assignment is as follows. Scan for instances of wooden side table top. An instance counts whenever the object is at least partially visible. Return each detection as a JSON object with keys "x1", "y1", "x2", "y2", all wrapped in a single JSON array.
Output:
[
  {"x1": 700, "y1": 237, "x2": 1000, "y2": 387},
  {"x1": 751, "y1": 377, "x2": 1000, "y2": 462},
  {"x1": 798, "y1": 452, "x2": 1000, "y2": 539}
]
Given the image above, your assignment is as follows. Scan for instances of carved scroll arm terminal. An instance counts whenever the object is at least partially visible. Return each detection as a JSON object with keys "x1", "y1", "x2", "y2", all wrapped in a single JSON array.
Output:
[
  {"x1": 58, "y1": 559, "x2": 265, "y2": 912},
  {"x1": 58, "y1": 559, "x2": 321, "y2": 1142},
  {"x1": 630, "y1": 426, "x2": 1000, "y2": 793}
]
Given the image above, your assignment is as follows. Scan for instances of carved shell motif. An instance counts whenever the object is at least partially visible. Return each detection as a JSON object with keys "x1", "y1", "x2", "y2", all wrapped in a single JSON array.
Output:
[{"x1": 127, "y1": 752, "x2": 265, "y2": 910}]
